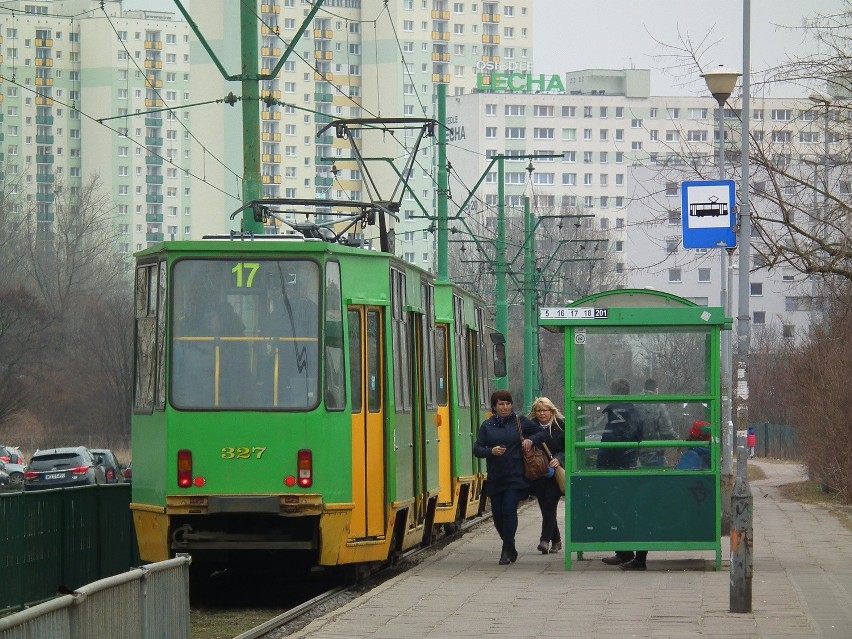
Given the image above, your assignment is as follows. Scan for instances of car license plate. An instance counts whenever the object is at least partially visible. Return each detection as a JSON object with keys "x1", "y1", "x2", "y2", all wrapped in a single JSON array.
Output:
[{"x1": 45, "y1": 473, "x2": 65, "y2": 480}]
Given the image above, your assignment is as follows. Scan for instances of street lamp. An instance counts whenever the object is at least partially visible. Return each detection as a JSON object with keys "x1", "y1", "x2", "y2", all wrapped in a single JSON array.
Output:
[{"x1": 701, "y1": 64, "x2": 741, "y2": 533}]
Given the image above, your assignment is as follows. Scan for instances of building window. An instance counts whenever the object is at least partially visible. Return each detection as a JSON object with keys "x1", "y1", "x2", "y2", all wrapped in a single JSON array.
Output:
[
  {"x1": 666, "y1": 239, "x2": 679, "y2": 253},
  {"x1": 753, "y1": 311, "x2": 766, "y2": 325},
  {"x1": 782, "y1": 324, "x2": 795, "y2": 339},
  {"x1": 668, "y1": 268, "x2": 682, "y2": 283},
  {"x1": 698, "y1": 268, "x2": 711, "y2": 282},
  {"x1": 750, "y1": 282, "x2": 763, "y2": 296}
]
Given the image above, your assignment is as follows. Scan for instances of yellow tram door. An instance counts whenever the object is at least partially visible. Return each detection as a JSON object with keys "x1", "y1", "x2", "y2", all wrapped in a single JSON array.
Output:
[
  {"x1": 348, "y1": 306, "x2": 386, "y2": 539},
  {"x1": 435, "y1": 324, "x2": 453, "y2": 506}
]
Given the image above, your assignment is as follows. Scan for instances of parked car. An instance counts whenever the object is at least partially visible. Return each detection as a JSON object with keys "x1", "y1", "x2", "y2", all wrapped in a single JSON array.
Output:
[
  {"x1": 122, "y1": 461, "x2": 132, "y2": 484},
  {"x1": 89, "y1": 448, "x2": 123, "y2": 484},
  {"x1": 23, "y1": 447, "x2": 106, "y2": 491},
  {"x1": 0, "y1": 461, "x2": 10, "y2": 488},
  {"x1": 0, "y1": 445, "x2": 26, "y2": 485}
]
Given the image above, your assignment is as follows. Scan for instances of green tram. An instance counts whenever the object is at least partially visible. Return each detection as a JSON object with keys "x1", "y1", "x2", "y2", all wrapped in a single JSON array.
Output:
[{"x1": 131, "y1": 232, "x2": 502, "y2": 572}]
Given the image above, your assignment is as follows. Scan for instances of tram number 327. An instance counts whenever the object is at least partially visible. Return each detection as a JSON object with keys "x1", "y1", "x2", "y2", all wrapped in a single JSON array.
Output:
[{"x1": 539, "y1": 307, "x2": 608, "y2": 319}]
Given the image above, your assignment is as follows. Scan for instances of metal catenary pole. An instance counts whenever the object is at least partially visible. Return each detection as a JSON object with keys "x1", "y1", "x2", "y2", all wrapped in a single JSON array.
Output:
[
  {"x1": 436, "y1": 84, "x2": 449, "y2": 282},
  {"x1": 731, "y1": 0, "x2": 753, "y2": 614}
]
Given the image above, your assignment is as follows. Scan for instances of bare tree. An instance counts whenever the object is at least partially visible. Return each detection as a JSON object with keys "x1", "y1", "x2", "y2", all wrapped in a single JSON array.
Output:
[
  {"x1": 20, "y1": 175, "x2": 127, "y2": 317},
  {"x1": 0, "y1": 287, "x2": 52, "y2": 428}
]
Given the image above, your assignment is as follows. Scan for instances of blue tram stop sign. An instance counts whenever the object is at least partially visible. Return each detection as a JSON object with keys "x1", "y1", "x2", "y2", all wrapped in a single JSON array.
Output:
[{"x1": 681, "y1": 180, "x2": 737, "y2": 249}]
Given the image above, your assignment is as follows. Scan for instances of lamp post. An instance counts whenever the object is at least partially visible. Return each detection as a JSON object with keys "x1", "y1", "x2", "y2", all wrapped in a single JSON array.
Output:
[{"x1": 701, "y1": 64, "x2": 741, "y2": 534}]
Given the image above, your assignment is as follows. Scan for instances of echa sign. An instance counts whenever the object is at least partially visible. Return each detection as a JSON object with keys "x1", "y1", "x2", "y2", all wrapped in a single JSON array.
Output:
[{"x1": 681, "y1": 180, "x2": 736, "y2": 249}]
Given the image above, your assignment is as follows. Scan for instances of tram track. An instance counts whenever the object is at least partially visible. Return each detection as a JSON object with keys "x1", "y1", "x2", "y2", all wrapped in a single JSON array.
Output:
[{"x1": 193, "y1": 512, "x2": 491, "y2": 639}]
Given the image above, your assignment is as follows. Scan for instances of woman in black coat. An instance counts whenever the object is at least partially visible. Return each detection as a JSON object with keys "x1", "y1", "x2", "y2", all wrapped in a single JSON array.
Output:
[
  {"x1": 527, "y1": 397, "x2": 566, "y2": 554},
  {"x1": 474, "y1": 390, "x2": 547, "y2": 565}
]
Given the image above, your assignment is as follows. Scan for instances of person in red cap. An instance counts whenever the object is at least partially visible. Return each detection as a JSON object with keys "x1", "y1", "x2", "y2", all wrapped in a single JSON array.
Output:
[{"x1": 614, "y1": 420, "x2": 713, "y2": 571}]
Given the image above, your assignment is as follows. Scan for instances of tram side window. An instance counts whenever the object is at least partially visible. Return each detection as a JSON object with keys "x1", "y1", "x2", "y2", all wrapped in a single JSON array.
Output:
[
  {"x1": 453, "y1": 295, "x2": 470, "y2": 407},
  {"x1": 391, "y1": 268, "x2": 411, "y2": 412},
  {"x1": 134, "y1": 263, "x2": 160, "y2": 412},
  {"x1": 156, "y1": 261, "x2": 167, "y2": 408},
  {"x1": 348, "y1": 310, "x2": 363, "y2": 413},
  {"x1": 422, "y1": 281, "x2": 436, "y2": 410},
  {"x1": 435, "y1": 325, "x2": 448, "y2": 406},
  {"x1": 324, "y1": 262, "x2": 345, "y2": 410}
]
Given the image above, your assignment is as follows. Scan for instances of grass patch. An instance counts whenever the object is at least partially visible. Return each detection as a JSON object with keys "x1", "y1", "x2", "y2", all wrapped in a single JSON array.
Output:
[
  {"x1": 780, "y1": 480, "x2": 843, "y2": 506},
  {"x1": 747, "y1": 464, "x2": 766, "y2": 482}
]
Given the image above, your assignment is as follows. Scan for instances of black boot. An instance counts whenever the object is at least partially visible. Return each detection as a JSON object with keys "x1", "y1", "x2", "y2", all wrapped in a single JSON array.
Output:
[
  {"x1": 509, "y1": 544, "x2": 518, "y2": 563},
  {"x1": 499, "y1": 548, "x2": 512, "y2": 565}
]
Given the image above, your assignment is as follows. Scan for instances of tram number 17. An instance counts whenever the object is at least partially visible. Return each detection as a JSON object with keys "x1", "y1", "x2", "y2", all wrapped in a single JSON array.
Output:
[{"x1": 232, "y1": 262, "x2": 260, "y2": 288}]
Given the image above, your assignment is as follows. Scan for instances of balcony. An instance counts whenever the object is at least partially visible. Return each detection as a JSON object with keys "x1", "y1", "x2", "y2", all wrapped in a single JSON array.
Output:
[
  {"x1": 146, "y1": 233, "x2": 164, "y2": 243},
  {"x1": 261, "y1": 132, "x2": 282, "y2": 142},
  {"x1": 316, "y1": 135, "x2": 334, "y2": 146},
  {"x1": 36, "y1": 115, "x2": 54, "y2": 125},
  {"x1": 261, "y1": 111, "x2": 281, "y2": 120},
  {"x1": 144, "y1": 60, "x2": 163, "y2": 69},
  {"x1": 482, "y1": 12, "x2": 500, "y2": 22},
  {"x1": 34, "y1": 58, "x2": 54, "y2": 67},
  {"x1": 481, "y1": 55, "x2": 501, "y2": 64},
  {"x1": 314, "y1": 176, "x2": 333, "y2": 187},
  {"x1": 314, "y1": 50, "x2": 333, "y2": 60},
  {"x1": 314, "y1": 113, "x2": 333, "y2": 124},
  {"x1": 314, "y1": 92, "x2": 333, "y2": 103},
  {"x1": 36, "y1": 174, "x2": 55, "y2": 183},
  {"x1": 36, "y1": 154, "x2": 55, "y2": 164},
  {"x1": 146, "y1": 175, "x2": 164, "y2": 185},
  {"x1": 34, "y1": 39, "x2": 54, "y2": 47},
  {"x1": 36, "y1": 192, "x2": 55, "y2": 203},
  {"x1": 35, "y1": 97, "x2": 54, "y2": 106},
  {"x1": 144, "y1": 41, "x2": 163, "y2": 50},
  {"x1": 146, "y1": 195, "x2": 164, "y2": 204},
  {"x1": 145, "y1": 136, "x2": 164, "y2": 147},
  {"x1": 146, "y1": 213, "x2": 164, "y2": 223},
  {"x1": 431, "y1": 10, "x2": 450, "y2": 20},
  {"x1": 261, "y1": 153, "x2": 282, "y2": 163},
  {"x1": 144, "y1": 116, "x2": 163, "y2": 127},
  {"x1": 261, "y1": 47, "x2": 282, "y2": 57},
  {"x1": 145, "y1": 99, "x2": 164, "y2": 108},
  {"x1": 432, "y1": 52, "x2": 450, "y2": 62},
  {"x1": 35, "y1": 77, "x2": 54, "y2": 87},
  {"x1": 432, "y1": 73, "x2": 451, "y2": 84},
  {"x1": 262, "y1": 175, "x2": 282, "y2": 184},
  {"x1": 35, "y1": 134, "x2": 54, "y2": 144},
  {"x1": 431, "y1": 31, "x2": 450, "y2": 41},
  {"x1": 313, "y1": 29, "x2": 333, "y2": 40},
  {"x1": 314, "y1": 71, "x2": 333, "y2": 81},
  {"x1": 146, "y1": 155, "x2": 164, "y2": 165},
  {"x1": 482, "y1": 34, "x2": 501, "y2": 44}
]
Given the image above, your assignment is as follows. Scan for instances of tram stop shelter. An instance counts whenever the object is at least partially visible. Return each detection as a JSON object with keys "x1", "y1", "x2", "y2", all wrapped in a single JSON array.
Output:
[{"x1": 540, "y1": 289, "x2": 730, "y2": 570}]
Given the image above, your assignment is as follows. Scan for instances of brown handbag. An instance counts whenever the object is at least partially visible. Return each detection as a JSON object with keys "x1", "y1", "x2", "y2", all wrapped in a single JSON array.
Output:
[{"x1": 517, "y1": 418, "x2": 550, "y2": 481}]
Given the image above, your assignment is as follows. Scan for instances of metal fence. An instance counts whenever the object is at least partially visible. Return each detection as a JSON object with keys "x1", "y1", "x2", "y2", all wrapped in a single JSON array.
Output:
[
  {"x1": 0, "y1": 484, "x2": 139, "y2": 614},
  {"x1": 0, "y1": 556, "x2": 191, "y2": 639},
  {"x1": 753, "y1": 422, "x2": 800, "y2": 460}
]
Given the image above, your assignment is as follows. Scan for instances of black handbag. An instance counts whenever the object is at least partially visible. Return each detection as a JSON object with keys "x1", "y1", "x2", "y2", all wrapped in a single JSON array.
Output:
[{"x1": 518, "y1": 417, "x2": 549, "y2": 481}]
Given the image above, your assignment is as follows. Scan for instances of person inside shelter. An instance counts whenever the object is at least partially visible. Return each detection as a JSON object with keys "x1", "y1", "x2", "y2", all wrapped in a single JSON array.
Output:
[{"x1": 602, "y1": 420, "x2": 713, "y2": 571}]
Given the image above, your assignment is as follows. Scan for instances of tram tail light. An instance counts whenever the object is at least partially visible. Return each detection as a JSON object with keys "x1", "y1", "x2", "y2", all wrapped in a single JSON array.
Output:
[
  {"x1": 177, "y1": 449, "x2": 193, "y2": 488},
  {"x1": 297, "y1": 449, "x2": 312, "y2": 488}
]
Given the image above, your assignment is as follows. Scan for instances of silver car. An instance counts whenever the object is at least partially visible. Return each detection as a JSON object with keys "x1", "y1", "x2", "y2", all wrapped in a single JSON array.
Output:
[{"x1": 0, "y1": 445, "x2": 26, "y2": 485}]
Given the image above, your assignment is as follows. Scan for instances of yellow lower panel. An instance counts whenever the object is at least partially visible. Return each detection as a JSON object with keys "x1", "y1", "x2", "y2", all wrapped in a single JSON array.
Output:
[
  {"x1": 319, "y1": 505, "x2": 399, "y2": 565},
  {"x1": 131, "y1": 504, "x2": 170, "y2": 563}
]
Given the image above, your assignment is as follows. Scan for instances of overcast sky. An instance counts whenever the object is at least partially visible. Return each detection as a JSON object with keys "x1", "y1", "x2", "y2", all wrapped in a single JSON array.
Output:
[
  {"x1": 127, "y1": 0, "x2": 842, "y2": 97},
  {"x1": 532, "y1": 0, "x2": 843, "y2": 97}
]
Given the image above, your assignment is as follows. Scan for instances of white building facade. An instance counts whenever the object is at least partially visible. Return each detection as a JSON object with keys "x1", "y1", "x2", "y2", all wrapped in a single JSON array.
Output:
[
  {"x1": 0, "y1": 0, "x2": 194, "y2": 258},
  {"x1": 446, "y1": 68, "x2": 836, "y2": 340}
]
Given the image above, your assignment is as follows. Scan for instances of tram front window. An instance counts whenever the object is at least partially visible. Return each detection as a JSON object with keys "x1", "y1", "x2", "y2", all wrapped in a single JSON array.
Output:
[{"x1": 171, "y1": 259, "x2": 320, "y2": 410}]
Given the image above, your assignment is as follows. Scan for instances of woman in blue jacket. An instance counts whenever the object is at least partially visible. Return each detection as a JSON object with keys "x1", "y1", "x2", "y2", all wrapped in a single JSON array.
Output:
[{"x1": 474, "y1": 390, "x2": 547, "y2": 565}]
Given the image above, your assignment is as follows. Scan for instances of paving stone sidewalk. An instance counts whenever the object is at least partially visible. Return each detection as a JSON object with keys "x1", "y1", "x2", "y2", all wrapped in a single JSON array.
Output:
[{"x1": 288, "y1": 460, "x2": 851, "y2": 638}]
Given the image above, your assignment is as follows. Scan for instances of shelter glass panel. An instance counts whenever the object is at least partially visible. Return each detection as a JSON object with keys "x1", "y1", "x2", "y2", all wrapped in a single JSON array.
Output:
[{"x1": 572, "y1": 328, "x2": 711, "y2": 397}]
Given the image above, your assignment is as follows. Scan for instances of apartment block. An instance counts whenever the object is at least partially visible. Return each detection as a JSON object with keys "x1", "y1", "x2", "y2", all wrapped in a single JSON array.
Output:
[{"x1": 0, "y1": 0, "x2": 193, "y2": 259}]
